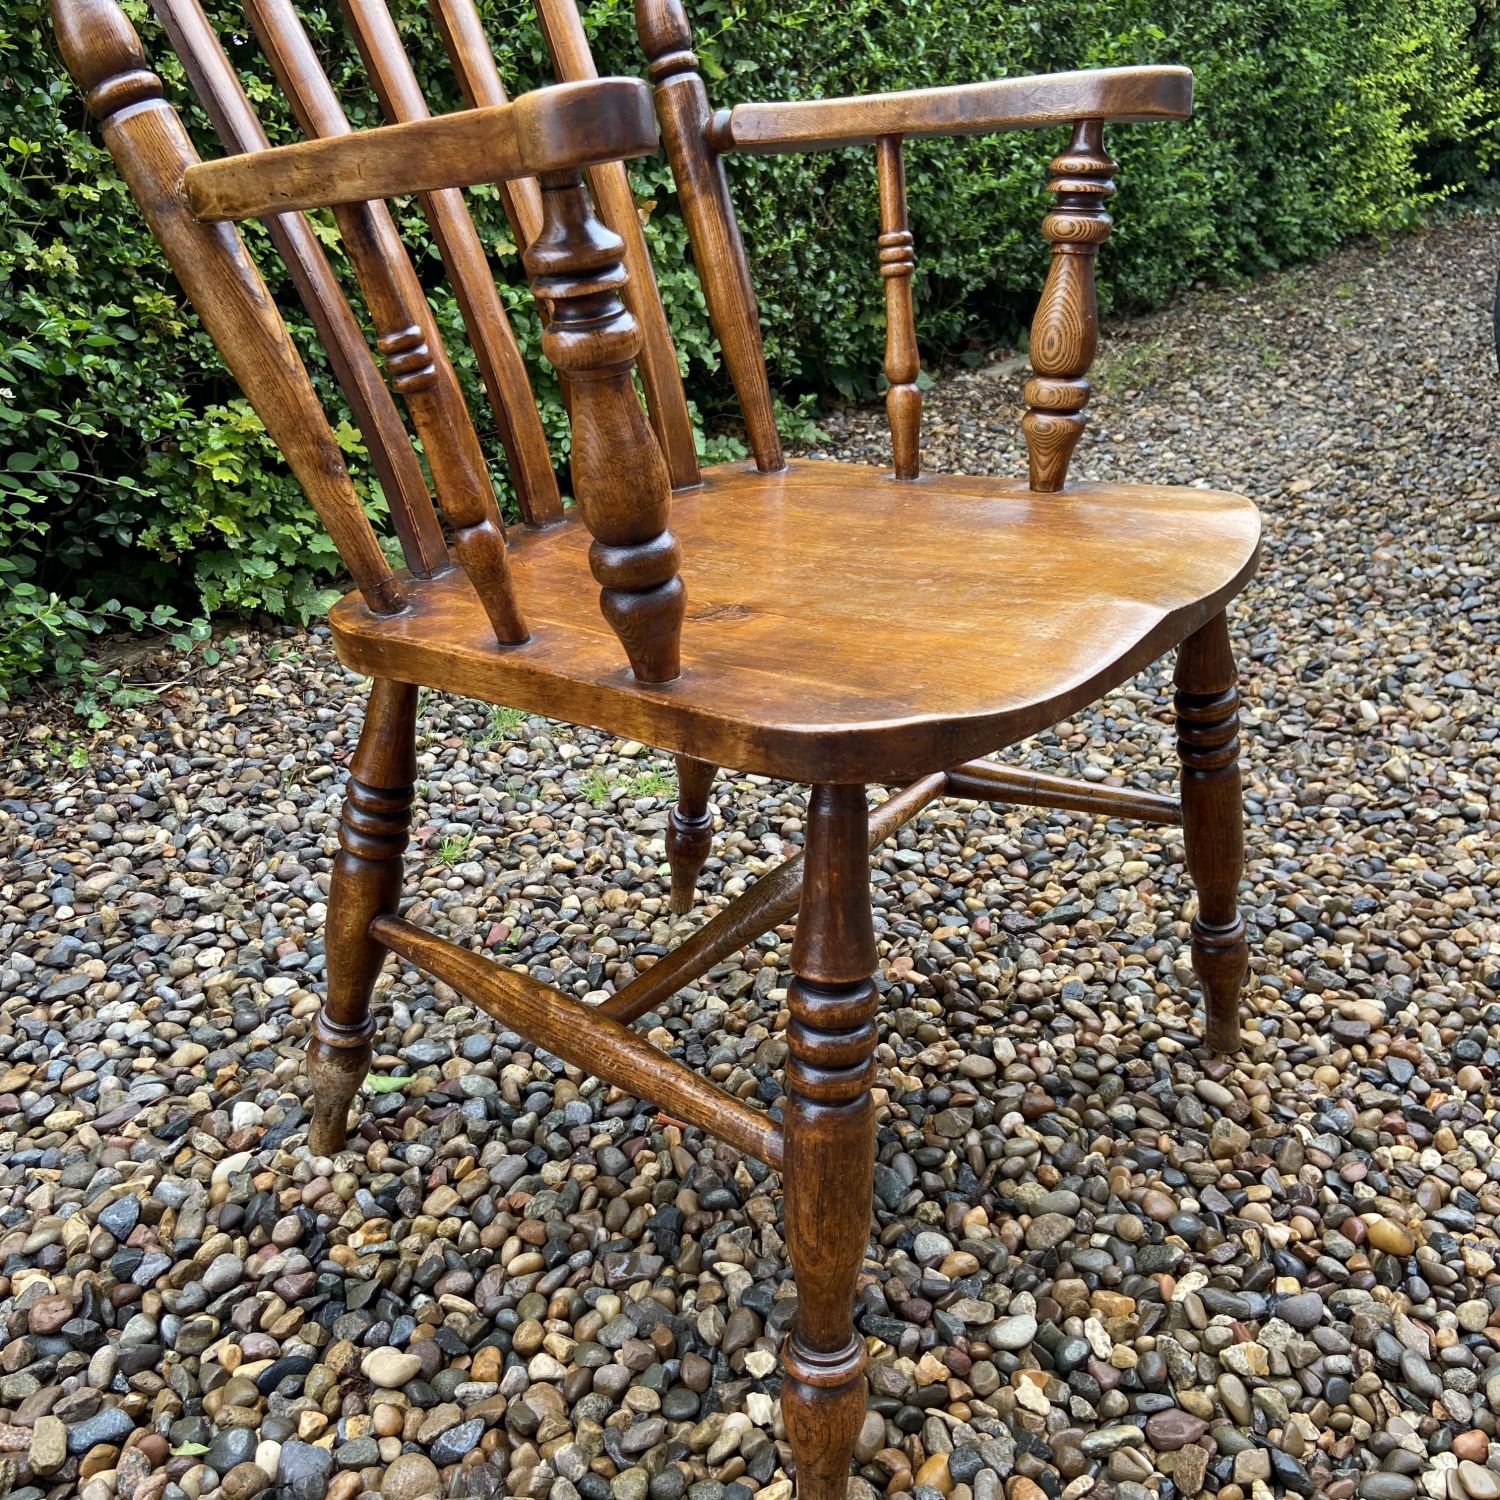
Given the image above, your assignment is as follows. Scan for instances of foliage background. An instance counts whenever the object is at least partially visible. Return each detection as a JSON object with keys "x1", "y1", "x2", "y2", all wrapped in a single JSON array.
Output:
[{"x1": 2, "y1": 0, "x2": 1496, "y2": 704}]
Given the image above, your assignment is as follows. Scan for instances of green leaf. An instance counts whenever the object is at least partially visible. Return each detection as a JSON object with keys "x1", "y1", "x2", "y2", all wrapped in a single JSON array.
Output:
[{"x1": 363, "y1": 1074, "x2": 411, "y2": 1095}]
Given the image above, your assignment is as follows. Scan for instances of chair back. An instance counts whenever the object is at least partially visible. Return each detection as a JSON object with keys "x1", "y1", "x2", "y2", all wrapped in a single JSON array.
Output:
[{"x1": 52, "y1": 0, "x2": 714, "y2": 677}]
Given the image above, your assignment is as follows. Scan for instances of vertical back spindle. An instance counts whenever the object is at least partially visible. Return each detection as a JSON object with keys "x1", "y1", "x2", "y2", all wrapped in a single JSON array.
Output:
[
  {"x1": 150, "y1": 0, "x2": 449, "y2": 580},
  {"x1": 337, "y1": 0, "x2": 563, "y2": 527},
  {"x1": 52, "y1": 0, "x2": 404, "y2": 618},
  {"x1": 243, "y1": 0, "x2": 527, "y2": 643},
  {"x1": 1022, "y1": 118, "x2": 1115, "y2": 492},
  {"x1": 636, "y1": 0, "x2": 784, "y2": 474},
  {"x1": 534, "y1": 0, "x2": 700, "y2": 491},
  {"x1": 525, "y1": 172, "x2": 685, "y2": 683},
  {"x1": 427, "y1": 0, "x2": 544, "y2": 248},
  {"x1": 876, "y1": 135, "x2": 920, "y2": 481}
]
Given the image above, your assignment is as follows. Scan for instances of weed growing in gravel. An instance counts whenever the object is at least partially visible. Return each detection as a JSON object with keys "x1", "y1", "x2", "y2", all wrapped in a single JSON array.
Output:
[
  {"x1": 487, "y1": 705, "x2": 527, "y2": 739},
  {"x1": 434, "y1": 831, "x2": 474, "y2": 867},
  {"x1": 578, "y1": 771, "x2": 612, "y2": 807},
  {"x1": 630, "y1": 768, "x2": 677, "y2": 799}
]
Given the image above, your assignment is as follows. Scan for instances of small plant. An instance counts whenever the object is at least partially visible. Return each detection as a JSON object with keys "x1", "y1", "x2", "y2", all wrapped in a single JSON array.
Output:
[
  {"x1": 435, "y1": 830, "x2": 474, "y2": 866},
  {"x1": 578, "y1": 771, "x2": 612, "y2": 807},
  {"x1": 630, "y1": 768, "x2": 677, "y2": 799},
  {"x1": 488, "y1": 704, "x2": 527, "y2": 737}
]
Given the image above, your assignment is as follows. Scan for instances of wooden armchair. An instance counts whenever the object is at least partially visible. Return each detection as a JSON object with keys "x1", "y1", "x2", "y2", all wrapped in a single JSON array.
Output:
[{"x1": 53, "y1": 0, "x2": 1259, "y2": 1492}]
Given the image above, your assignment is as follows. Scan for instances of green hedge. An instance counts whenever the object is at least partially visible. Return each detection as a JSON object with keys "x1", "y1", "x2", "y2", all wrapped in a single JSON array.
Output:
[{"x1": 2, "y1": 0, "x2": 1494, "y2": 708}]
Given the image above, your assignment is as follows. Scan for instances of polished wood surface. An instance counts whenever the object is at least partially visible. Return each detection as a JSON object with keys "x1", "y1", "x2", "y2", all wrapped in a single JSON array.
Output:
[
  {"x1": 372, "y1": 914, "x2": 783, "y2": 1167},
  {"x1": 183, "y1": 78, "x2": 658, "y2": 221},
  {"x1": 781, "y1": 784, "x2": 878, "y2": 1500},
  {"x1": 336, "y1": 0, "x2": 562, "y2": 527},
  {"x1": 332, "y1": 459, "x2": 1260, "y2": 783},
  {"x1": 243, "y1": 0, "x2": 528, "y2": 645},
  {"x1": 709, "y1": 65, "x2": 1192, "y2": 154},
  {"x1": 536, "y1": 0, "x2": 700, "y2": 489},
  {"x1": 602, "y1": 773, "x2": 947, "y2": 1025},
  {"x1": 309, "y1": 678, "x2": 417, "y2": 1153},
  {"x1": 525, "y1": 171, "x2": 686, "y2": 682},
  {"x1": 57, "y1": 5, "x2": 1261, "y2": 1489},
  {"x1": 151, "y1": 0, "x2": 449, "y2": 580},
  {"x1": 876, "y1": 135, "x2": 921, "y2": 480},
  {"x1": 52, "y1": 0, "x2": 404, "y2": 618},
  {"x1": 1176, "y1": 612, "x2": 1249, "y2": 1053},
  {"x1": 427, "y1": 0, "x2": 543, "y2": 247},
  {"x1": 944, "y1": 758, "x2": 1181, "y2": 825},
  {"x1": 1023, "y1": 119, "x2": 1114, "y2": 492},
  {"x1": 637, "y1": 0, "x2": 785, "y2": 473},
  {"x1": 666, "y1": 754, "x2": 717, "y2": 913}
]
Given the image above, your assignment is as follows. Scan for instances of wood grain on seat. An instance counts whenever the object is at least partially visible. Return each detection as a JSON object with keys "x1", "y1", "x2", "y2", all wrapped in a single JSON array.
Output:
[{"x1": 331, "y1": 459, "x2": 1260, "y2": 783}]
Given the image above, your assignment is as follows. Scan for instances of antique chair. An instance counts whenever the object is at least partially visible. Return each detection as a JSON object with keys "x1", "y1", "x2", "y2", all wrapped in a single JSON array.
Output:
[{"x1": 53, "y1": 0, "x2": 1260, "y2": 1489}]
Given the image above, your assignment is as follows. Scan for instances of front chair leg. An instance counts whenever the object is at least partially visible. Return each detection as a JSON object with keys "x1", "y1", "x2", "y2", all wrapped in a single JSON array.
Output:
[
  {"x1": 1174, "y1": 612, "x2": 1249, "y2": 1053},
  {"x1": 308, "y1": 677, "x2": 419, "y2": 1154},
  {"x1": 783, "y1": 784, "x2": 877, "y2": 1500}
]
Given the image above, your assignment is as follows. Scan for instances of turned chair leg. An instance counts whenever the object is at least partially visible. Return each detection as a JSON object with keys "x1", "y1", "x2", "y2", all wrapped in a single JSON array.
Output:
[
  {"x1": 308, "y1": 677, "x2": 419, "y2": 1154},
  {"x1": 783, "y1": 784, "x2": 877, "y2": 1500},
  {"x1": 1174, "y1": 612, "x2": 1249, "y2": 1053},
  {"x1": 666, "y1": 755, "x2": 717, "y2": 914}
]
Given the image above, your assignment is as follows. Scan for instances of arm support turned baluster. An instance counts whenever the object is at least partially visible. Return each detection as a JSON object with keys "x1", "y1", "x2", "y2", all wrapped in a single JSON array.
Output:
[
  {"x1": 1022, "y1": 118, "x2": 1115, "y2": 492},
  {"x1": 51, "y1": 0, "x2": 403, "y2": 618},
  {"x1": 525, "y1": 172, "x2": 686, "y2": 684},
  {"x1": 876, "y1": 135, "x2": 920, "y2": 481}
]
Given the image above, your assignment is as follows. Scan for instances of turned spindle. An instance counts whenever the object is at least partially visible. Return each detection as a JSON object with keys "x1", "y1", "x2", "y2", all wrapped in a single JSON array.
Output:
[
  {"x1": 1175, "y1": 612, "x2": 1249, "y2": 1053},
  {"x1": 1022, "y1": 117, "x2": 1115, "y2": 492},
  {"x1": 782, "y1": 783, "x2": 879, "y2": 1500},
  {"x1": 876, "y1": 135, "x2": 921, "y2": 481},
  {"x1": 525, "y1": 171, "x2": 685, "y2": 683}
]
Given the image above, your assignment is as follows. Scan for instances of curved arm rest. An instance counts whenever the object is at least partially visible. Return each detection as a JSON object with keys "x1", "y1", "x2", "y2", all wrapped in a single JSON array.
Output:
[
  {"x1": 706, "y1": 65, "x2": 1191, "y2": 155},
  {"x1": 184, "y1": 76, "x2": 656, "y2": 221}
]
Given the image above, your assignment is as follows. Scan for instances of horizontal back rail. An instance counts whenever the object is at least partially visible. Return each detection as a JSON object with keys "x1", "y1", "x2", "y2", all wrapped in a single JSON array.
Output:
[
  {"x1": 182, "y1": 80, "x2": 658, "y2": 220},
  {"x1": 708, "y1": 66, "x2": 1193, "y2": 153}
]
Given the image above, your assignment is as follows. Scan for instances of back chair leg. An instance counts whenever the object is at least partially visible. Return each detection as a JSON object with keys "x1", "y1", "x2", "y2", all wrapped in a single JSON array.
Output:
[
  {"x1": 782, "y1": 784, "x2": 878, "y2": 1500},
  {"x1": 666, "y1": 755, "x2": 717, "y2": 914},
  {"x1": 1174, "y1": 612, "x2": 1249, "y2": 1053},
  {"x1": 308, "y1": 677, "x2": 419, "y2": 1154}
]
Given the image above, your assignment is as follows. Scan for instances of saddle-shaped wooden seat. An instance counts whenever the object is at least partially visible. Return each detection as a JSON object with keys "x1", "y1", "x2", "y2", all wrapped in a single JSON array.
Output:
[
  {"x1": 54, "y1": 0, "x2": 1262, "y2": 1490},
  {"x1": 333, "y1": 460, "x2": 1260, "y2": 783}
]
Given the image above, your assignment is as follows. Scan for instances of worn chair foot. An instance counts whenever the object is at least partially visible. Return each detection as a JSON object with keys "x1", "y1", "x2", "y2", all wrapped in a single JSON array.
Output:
[
  {"x1": 308, "y1": 677, "x2": 418, "y2": 1153},
  {"x1": 307, "y1": 1012, "x2": 374, "y2": 1155},
  {"x1": 666, "y1": 755, "x2": 717, "y2": 914},
  {"x1": 1175, "y1": 611, "x2": 1249, "y2": 1053}
]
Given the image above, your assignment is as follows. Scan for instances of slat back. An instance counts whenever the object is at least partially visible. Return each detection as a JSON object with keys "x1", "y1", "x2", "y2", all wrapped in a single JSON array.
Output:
[
  {"x1": 152, "y1": 0, "x2": 451, "y2": 578},
  {"x1": 58, "y1": 0, "x2": 797, "y2": 676},
  {"x1": 53, "y1": 0, "x2": 408, "y2": 618}
]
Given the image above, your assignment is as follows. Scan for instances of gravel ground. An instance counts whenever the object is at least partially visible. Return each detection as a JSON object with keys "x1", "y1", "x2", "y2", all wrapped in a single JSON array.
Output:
[{"x1": 1, "y1": 214, "x2": 1498, "y2": 1500}]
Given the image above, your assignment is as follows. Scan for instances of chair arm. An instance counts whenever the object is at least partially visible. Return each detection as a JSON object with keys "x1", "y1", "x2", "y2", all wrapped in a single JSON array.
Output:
[
  {"x1": 705, "y1": 65, "x2": 1191, "y2": 156},
  {"x1": 184, "y1": 76, "x2": 656, "y2": 221}
]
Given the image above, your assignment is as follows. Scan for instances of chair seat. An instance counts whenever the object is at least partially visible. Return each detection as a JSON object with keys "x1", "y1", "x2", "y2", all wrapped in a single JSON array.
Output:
[{"x1": 330, "y1": 459, "x2": 1260, "y2": 783}]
